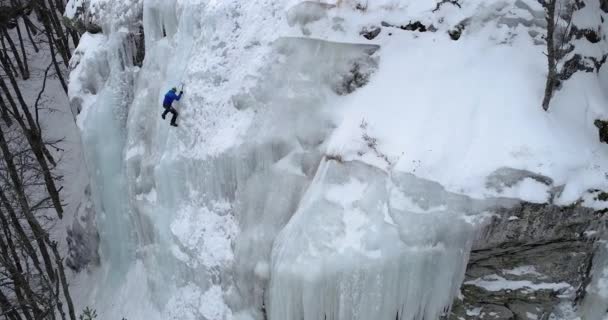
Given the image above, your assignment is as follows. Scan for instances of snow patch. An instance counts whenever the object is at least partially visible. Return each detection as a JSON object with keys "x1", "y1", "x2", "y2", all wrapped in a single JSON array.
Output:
[
  {"x1": 466, "y1": 274, "x2": 572, "y2": 293},
  {"x1": 503, "y1": 265, "x2": 545, "y2": 278}
]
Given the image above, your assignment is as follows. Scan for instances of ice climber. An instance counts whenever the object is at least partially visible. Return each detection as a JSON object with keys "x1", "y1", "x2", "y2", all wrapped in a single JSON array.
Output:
[{"x1": 161, "y1": 87, "x2": 183, "y2": 127}]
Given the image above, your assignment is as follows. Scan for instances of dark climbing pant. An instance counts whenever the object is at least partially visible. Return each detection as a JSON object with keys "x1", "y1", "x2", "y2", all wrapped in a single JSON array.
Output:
[{"x1": 162, "y1": 104, "x2": 178, "y2": 124}]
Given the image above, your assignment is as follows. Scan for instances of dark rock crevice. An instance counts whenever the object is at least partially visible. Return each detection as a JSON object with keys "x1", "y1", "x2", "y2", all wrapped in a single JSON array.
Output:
[
  {"x1": 129, "y1": 24, "x2": 146, "y2": 67},
  {"x1": 594, "y1": 119, "x2": 608, "y2": 144},
  {"x1": 62, "y1": 1, "x2": 102, "y2": 34},
  {"x1": 380, "y1": 20, "x2": 436, "y2": 33},
  {"x1": 449, "y1": 23, "x2": 466, "y2": 40},
  {"x1": 601, "y1": 0, "x2": 608, "y2": 13},
  {"x1": 360, "y1": 26, "x2": 381, "y2": 40}
]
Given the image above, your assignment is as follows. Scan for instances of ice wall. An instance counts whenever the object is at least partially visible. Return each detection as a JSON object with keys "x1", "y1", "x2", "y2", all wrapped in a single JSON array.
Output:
[
  {"x1": 67, "y1": 0, "x2": 608, "y2": 319},
  {"x1": 72, "y1": 29, "x2": 139, "y2": 283},
  {"x1": 268, "y1": 161, "x2": 480, "y2": 320}
]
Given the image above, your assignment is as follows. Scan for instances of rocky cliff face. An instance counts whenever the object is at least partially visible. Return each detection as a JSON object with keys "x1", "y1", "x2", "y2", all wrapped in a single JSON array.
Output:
[{"x1": 450, "y1": 202, "x2": 607, "y2": 319}]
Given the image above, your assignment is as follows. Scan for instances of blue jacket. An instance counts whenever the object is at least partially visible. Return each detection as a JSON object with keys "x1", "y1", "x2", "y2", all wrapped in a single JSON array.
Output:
[{"x1": 163, "y1": 90, "x2": 182, "y2": 107}]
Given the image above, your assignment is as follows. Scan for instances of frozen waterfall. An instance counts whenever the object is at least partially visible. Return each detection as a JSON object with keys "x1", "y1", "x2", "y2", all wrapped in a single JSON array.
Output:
[{"x1": 66, "y1": 0, "x2": 608, "y2": 319}]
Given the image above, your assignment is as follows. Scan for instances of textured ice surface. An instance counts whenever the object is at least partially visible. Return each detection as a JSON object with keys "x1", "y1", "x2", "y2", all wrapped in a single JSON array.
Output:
[
  {"x1": 268, "y1": 162, "x2": 491, "y2": 320},
  {"x1": 78, "y1": 29, "x2": 139, "y2": 287},
  {"x1": 67, "y1": 0, "x2": 608, "y2": 319}
]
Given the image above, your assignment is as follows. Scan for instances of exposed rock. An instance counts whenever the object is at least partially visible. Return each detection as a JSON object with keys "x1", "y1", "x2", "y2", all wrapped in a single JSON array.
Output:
[
  {"x1": 450, "y1": 300, "x2": 515, "y2": 320},
  {"x1": 485, "y1": 167, "x2": 553, "y2": 193},
  {"x1": 335, "y1": 60, "x2": 377, "y2": 95},
  {"x1": 449, "y1": 27, "x2": 463, "y2": 40},
  {"x1": 554, "y1": 2, "x2": 608, "y2": 85},
  {"x1": 570, "y1": 26, "x2": 601, "y2": 44},
  {"x1": 70, "y1": 95, "x2": 84, "y2": 116},
  {"x1": 66, "y1": 185, "x2": 100, "y2": 271},
  {"x1": 573, "y1": 0, "x2": 587, "y2": 10},
  {"x1": 354, "y1": 2, "x2": 367, "y2": 11},
  {"x1": 448, "y1": 201, "x2": 607, "y2": 319},
  {"x1": 360, "y1": 26, "x2": 381, "y2": 40},
  {"x1": 381, "y1": 21, "x2": 435, "y2": 33},
  {"x1": 478, "y1": 304, "x2": 515, "y2": 320},
  {"x1": 478, "y1": 203, "x2": 603, "y2": 248},
  {"x1": 272, "y1": 38, "x2": 379, "y2": 95},
  {"x1": 63, "y1": 16, "x2": 102, "y2": 35},
  {"x1": 403, "y1": 21, "x2": 428, "y2": 32},
  {"x1": 449, "y1": 19, "x2": 470, "y2": 41},
  {"x1": 596, "y1": 191, "x2": 608, "y2": 202},
  {"x1": 130, "y1": 24, "x2": 146, "y2": 67},
  {"x1": 62, "y1": 1, "x2": 103, "y2": 34},
  {"x1": 602, "y1": 0, "x2": 608, "y2": 13},
  {"x1": 432, "y1": 0, "x2": 462, "y2": 13},
  {"x1": 594, "y1": 119, "x2": 608, "y2": 144},
  {"x1": 508, "y1": 301, "x2": 544, "y2": 320},
  {"x1": 560, "y1": 54, "x2": 608, "y2": 81}
]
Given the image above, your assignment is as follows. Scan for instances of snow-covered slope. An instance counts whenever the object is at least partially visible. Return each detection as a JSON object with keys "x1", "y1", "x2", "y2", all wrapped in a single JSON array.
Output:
[{"x1": 66, "y1": 0, "x2": 608, "y2": 319}]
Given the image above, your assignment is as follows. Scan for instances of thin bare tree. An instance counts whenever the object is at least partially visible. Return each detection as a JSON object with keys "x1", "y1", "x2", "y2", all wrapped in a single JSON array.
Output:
[{"x1": 0, "y1": 0, "x2": 82, "y2": 318}]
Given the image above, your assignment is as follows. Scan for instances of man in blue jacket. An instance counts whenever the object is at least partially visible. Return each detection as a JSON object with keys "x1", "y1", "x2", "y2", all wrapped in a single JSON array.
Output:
[{"x1": 161, "y1": 87, "x2": 183, "y2": 127}]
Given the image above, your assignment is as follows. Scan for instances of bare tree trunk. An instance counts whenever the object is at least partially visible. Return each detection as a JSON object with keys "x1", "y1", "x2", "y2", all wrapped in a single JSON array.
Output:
[
  {"x1": 45, "y1": 0, "x2": 68, "y2": 49},
  {"x1": 35, "y1": 62, "x2": 52, "y2": 133},
  {"x1": 1, "y1": 27, "x2": 28, "y2": 80},
  {"x1": 0, "y1": 71, "x2": 22, "y2": 120},
  {"x1": 68, "y1": 27, "x2": 79, "y2": 48},
  {"x1": 0, "y1": 124, "x2": 57, "y2": 285},
  {"x1": 0, "y1": 188, "x2": 45, "y2": 276},
  {"x1": 0, "y1": 228, "x2": 42, "y2": 319},
  {"x1": 1, "y1": 187, "x2": 72, "y2": 320},
  {"x1": 37, "y1": 0, "x2": 70, "y2": 67},
  {"x1": 34, "y1": 62, "x2": 62, "y2": 168},
  {"x1": 0, "y1": 185, "x2": 56, "y2": 320},
  {"x1": 0, "y1": 289, "x2": 24, "y2": 320},
  {"x1": 0, "y1": 54, "x2": 64, "y2": 218},
  {"x1": 0, "y1": 35, "x2": 19, "y2": 76},
  {"x1": 50, "y1": 241, "x2": 77, "y2": 320},
  {"x1": 42, "y1": 29, "x2": 68, "y2": 94},
  {"x1": 54, "y1": 276, "x2": 67, "y2": 320},
  {"x1": 0, "y1": 212, "x2": 41, "y2": 320},
  {"x1": 55, "y1": 0, "x2": 65, "y2": 14},
  {"x1": 14, "y1": 18, "x2": 30, "y2": 78},
  {"x1": 22, "y1": 15, "x2": 39, "y2": 53},
  {"x1": 542, "y1": 0, "x2": 557, "y2": 111},
  {"x1": 0, "y1": 93, "x2": 13, "y2": 126},
  {"x1": 0, "y1": 2, "x2": 77, "y2": 318}
]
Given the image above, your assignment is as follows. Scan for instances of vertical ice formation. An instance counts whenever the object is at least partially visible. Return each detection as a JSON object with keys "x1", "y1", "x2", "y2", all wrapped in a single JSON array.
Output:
[
  {"x1": 75, "y1": 28, "x2": 140, "y2": 287},
  {"x1": 230, "y1": 37, "x2": 379, "y2": 318},
  {"x1": 68, "y1": 0, "x2": 487, "y2": 317},
  {"x1": 268, "y1": 162, "x2": 485, "y2": 320},
  {"x1": 68, "y1": 0, "x2": 608, "y2": 319},
  {"x1": 67, "y1": 0, "x2": 154, "y2": 315}
]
